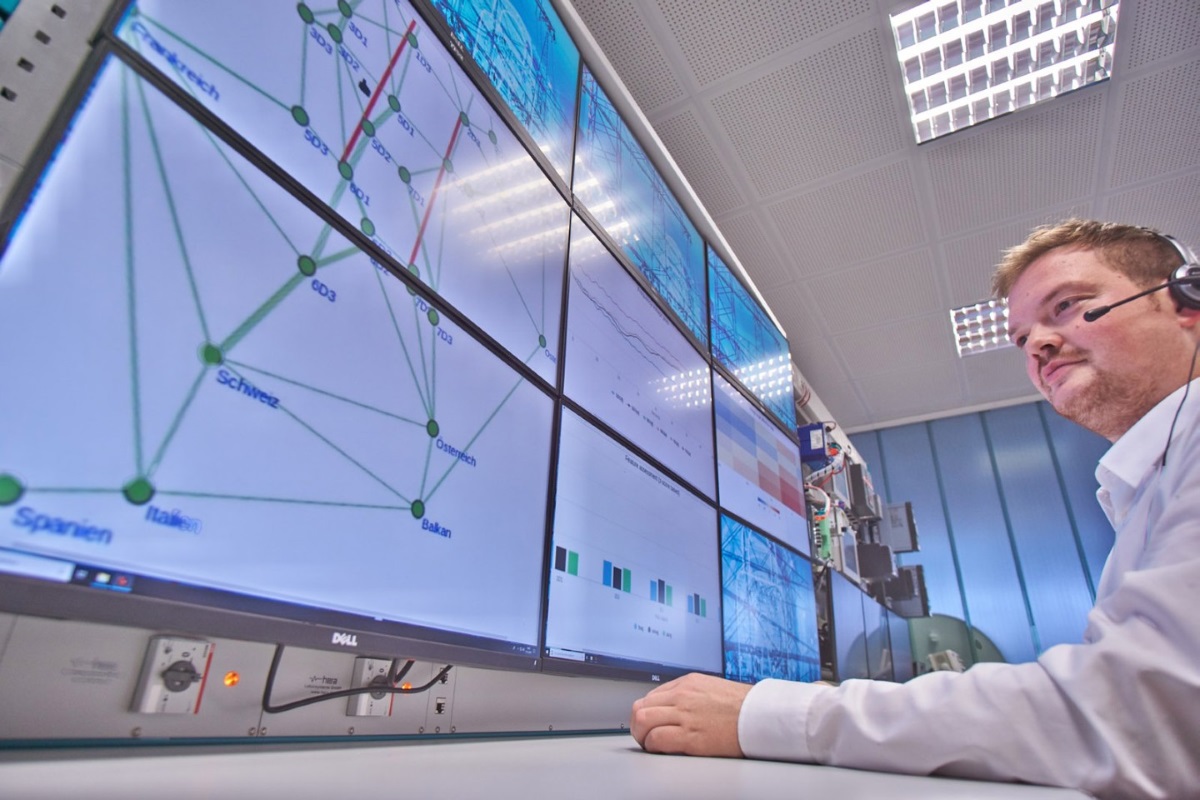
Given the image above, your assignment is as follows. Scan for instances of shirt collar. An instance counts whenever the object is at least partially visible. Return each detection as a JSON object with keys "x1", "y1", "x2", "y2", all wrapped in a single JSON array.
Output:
[{"x1": 1096, "y1": 378, "x2": 1200, "y2": 523}]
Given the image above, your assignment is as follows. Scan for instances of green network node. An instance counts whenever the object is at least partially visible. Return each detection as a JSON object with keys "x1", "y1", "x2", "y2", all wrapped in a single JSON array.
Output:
[
  {"x1": 326, "y1": 23, "x2": 343, "y2": 44},
  {"x1": 388, "y1": 95, "x2": 401, "y2": 113},
  {"x1": 443, "y1": 157, "x2": 454, "y2": 173},
  {"x1": 361, "y1": 218, "x2": 376, "y2": 236},
  {"x1": 0, "y1": 474, "x2": 25, "y2": 506},
  {"x1": 122, "y1": 477, "x2": 155, "y2": 506},
  {"x1": 426, "y1": 420, "x2": 439, "y2": 437},
  {"x1": 459, "y1": 111, "x2": 469, "y2": 126},
  {"x1": 200, "y1": 343, "x2": 224, "y2": 365},
  {"x1": 410, "y1": 499, "x2": 425, "y2": 519},
  {"x1": 361, "y1": 119, "x2": 376, "y2": 138},
  {"x1": 427, "y1": 308, "x2": 439, "y2": 326},
  {"x1": 296, "y1": 3, "x2": 315, "y2": 24},
  {"x1": 538, "y1": 334, "x2": 547, "y2": 348},
  {"x1": 407, "y1": 31, "x2": 418, "y2": 48},
  {"x1": 487, "y1": 130, "x2": 497, "y2": 145},
  {"x1": 291, "y1": 105, "x2": 309, "y2": 126},
  {"x1": 338, "y1": 160, "x2": 354, "y2": 181},
  {"x1": 406, "y1": 264, "x2": 420, "y2": 295},
  {"x1": 397, "y1": 166, "x2": 411, "y2": 183},
  {"x1": 298, "y1": 255, "x2": 317, "y2": 276},
  {"x1": 337, "y1": 0, "x2": 352, "y2": 17}
]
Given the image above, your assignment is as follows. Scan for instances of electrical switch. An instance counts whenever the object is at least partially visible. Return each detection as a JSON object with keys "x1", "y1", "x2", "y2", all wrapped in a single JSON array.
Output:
[{"x1": 131, "y1": 636, "x2": 213, "y2": 714}]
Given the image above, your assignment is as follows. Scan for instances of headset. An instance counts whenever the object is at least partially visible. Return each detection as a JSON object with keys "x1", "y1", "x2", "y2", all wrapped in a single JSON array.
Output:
[{"x1": 1082, "y1": 230, "x2": 1200, "y2": 322}]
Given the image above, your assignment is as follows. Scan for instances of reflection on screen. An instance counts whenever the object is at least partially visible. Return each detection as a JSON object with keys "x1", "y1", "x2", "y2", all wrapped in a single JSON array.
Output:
[
  {"x1": 713, "y1": 372, "x2": 807, "y2": 554},
  {"x1": 889, "y1": 610, "x2": 914, "y2": 682},
  {"x1": 862, "y1": 594, "x2": 892, "y2": 681},
  {"x1": 708, "y1": 247, "x2": 794, "y2": 429},
  {"x1": 721, "y1": 516, "x2": 820, "y2": 684},
  {"x1": 574, "y1": 68, "x2": 706, "y2": 347},
  {"x1": 432, "y1": 0, "x2": 579, "y2": 183},
  {"x1": 563, "y1": 217, "x2": 715, "y2": 497},
  {"x1": 545, "y1": 409, "x2": 721, "y2": 675},
  {"x1": 831, "y1": 571, "x2": 869, "y2": 681},
  {"x1": 118, "y1": 0, "x2": 568, "y2": 384},
  {"x1": 0, "y1": 57, "x2": 553, "y2": 653}
]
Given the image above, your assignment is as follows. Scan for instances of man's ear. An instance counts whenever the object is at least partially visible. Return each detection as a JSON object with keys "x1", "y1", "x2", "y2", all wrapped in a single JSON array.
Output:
[{"x1": 1176, "y1": 304, "x2": 1200, "y2": 330}]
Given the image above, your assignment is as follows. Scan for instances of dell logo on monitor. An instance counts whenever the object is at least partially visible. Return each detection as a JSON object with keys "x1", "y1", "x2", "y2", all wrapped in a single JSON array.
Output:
[{"x1": 331, "y1": 632, "x2": 359, "y2": 647}]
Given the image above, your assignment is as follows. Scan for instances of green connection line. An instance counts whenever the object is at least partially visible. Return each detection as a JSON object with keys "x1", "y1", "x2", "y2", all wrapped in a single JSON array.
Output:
[
  {"x1": 299, "y1": 23, "x2": 309, "y2": 106},
  {"x1": 160, "y1": 489, "x2": 409, "y2": 512},
  {"x1": 374, "y1": 266, "x2": 432, "y2": 416},
  {"x1": 146, "y1": 366, "x2": 209, "y2": 477},
  {"x1": 219, "y1": 272, "x2": 306, "y2": 354},
  {"x1": 409, "y1": 292, "x2": 435, "y2": 414},
  {"x1": 225, "y1": 358, "x2": 425, "y2": 428},
  {"x1": 122, "y1": 68, "x2": 145, "y2": 476},
  {"x1": 28, "y1": 487, "x2": 122, "y2": 495},
  {"x1": 136, "y1": 13, "x2": 290, "y2": 112},
  {"x1": 135, "y1": 76, "x2": 212, "y2": 345},
  {"x1": 424, "y1": 373, "x2": 525, "y2": 503},
  {"x1": 315, "y1": 245, "x2": 359, "y2": 268}
]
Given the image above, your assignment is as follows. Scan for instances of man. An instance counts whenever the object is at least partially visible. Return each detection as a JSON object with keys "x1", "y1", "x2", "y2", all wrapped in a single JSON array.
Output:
[{"x1": 629, "y1": 220, "x2": 1200, "y2": 799}]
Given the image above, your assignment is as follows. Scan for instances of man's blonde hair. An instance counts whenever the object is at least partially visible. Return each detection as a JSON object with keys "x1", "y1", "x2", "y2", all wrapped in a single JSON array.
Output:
[{"x1": 992, "y1": 219, "x2": 1182, "y2": 299}]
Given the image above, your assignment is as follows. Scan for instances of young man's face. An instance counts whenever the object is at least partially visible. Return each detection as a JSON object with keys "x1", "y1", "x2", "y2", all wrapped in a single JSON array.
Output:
[{"x1": 1006, "y1": 246, "x2": 1197, "y2": 441}]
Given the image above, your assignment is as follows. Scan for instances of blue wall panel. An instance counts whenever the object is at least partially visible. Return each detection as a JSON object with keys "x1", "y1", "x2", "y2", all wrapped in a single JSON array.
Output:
[
  {"x1": 870, "y1": 425, "x2": 964, "y2": 620},
  {"x1": 984, "y1": 405, "x2": 1094, "y2": 649},
  {"x1": 928, "y1": 415, "x2": 1036, "y2": 664}
]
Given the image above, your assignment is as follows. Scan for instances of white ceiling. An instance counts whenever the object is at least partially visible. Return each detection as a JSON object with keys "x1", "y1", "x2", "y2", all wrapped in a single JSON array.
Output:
[{"x1": 565, "y1": 0, "x2": 1200, "y2": 433}]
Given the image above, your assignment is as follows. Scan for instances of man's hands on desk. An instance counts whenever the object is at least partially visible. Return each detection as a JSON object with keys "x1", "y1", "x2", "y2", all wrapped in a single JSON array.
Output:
[{"x1": 629, "y1": 673, "x2": 752, "y2": 757}]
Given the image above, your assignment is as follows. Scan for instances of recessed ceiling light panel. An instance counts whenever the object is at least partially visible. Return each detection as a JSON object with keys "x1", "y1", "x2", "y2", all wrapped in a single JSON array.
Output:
[
  {"x1": 951, "y1": 298, "x2": 1013, "y2": 356},
  {"x1": 891, "y1": 0, "x2": 1119, "y2": 143}
]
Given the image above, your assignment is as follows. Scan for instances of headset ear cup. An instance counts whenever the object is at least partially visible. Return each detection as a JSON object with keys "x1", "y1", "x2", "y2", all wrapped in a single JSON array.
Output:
[{"x1": 1169, "y1": 263, "x2": 1200, "y2": 311}]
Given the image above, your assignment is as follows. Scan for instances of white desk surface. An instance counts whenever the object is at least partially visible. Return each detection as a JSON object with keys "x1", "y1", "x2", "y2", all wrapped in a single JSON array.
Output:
[{"x1": 0, "y1": 733, "x2": 1091, "y2": 799}]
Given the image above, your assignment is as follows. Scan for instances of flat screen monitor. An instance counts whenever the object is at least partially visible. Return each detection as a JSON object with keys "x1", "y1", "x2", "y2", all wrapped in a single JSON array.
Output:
[
  {"x1": 721, "y1": 515, "x2": 820, "y2": 684},
  {"x1": 431, "y1": 0, "x2": 580, "y2": 184},
  {"x1": 0, "y1": 54, "x2": 555, "y2": 668},
  {"x1": 707, "y1": 247, "x2": 794, "y2": 429},
  {"x1": 117, "y1": 0, "x2": 569, "y2": 386},
  {"x1": 862, "y1": 594, "x2": 892, "y2": 681},
  {"x1": 880, "y1": 501, "x2": 919, "y2": 553},
  {"x1": 829, "y1": 570, "x2": 869, "y2": 682},
  {"x1": 887, "y1": 609, "x2": 915, "y2": 682},
  {"x1": 574, "y1": 67, "x2": 707, "y2": 348},
  {"x1": 713, "y1": 372, "x2": 807, "y2": 555},
  {"x1": 563, "y1": 216, "x2": 715, "y2": 498},
  {"x1": 544, "y1": 408, "x2": 722, "y2": 680}
]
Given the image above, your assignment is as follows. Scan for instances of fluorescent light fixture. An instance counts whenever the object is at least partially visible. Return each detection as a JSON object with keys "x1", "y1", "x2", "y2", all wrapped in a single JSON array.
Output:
[
  {"x1": 891, "y1": 0, "x2": 1120, "y2": 143},
  {"x1": 951, "y1": 298, "x2": 1012, "y2": 356}
]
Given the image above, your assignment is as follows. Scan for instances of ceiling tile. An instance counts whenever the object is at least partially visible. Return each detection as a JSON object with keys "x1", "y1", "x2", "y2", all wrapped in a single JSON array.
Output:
[
  {"x1": 1110, "y1": 59, "x2": 1200, "y2": 188},
  {"x1": 1123, "y1": 0, "x2": 1200, "y2": 71},
  {"x1": 654, "y1": 108, "x2": 746, "y2": 216},
  {"x1": 925, "y1": 92, "x2": 1104, "y2": 234},
  {"x1": 569, "y1": 0, "x2": 685, "y2": 112},
  {"x1": 714, "y1": 212, "x2": 794, "y2": 288},
  {"x1": 805, "y1": 249, "x2": 942, "y2": 333},
  {"x1": 767, "y1": 161, "x2": 926, "y2": 276},
  {"x1": 810, "y1": 380, "x2": 871, "y2": 429},
  {"x1": 655, "y1": 0, "x2": 871, "y2": 87},
  {"x1": 833, "y1": 313, "x2": 957, "y2": 375},
  {"x1": 709, "y1": 29, "x2": 908, "y2": 195},
  {"x1": 960, "y1": 347, "x2": 1038, "y2": 405},
  {"x1": 855, "y1": 361, "x2": 965, "y2": 424},
  {"x1": 1103, "y1": 171, "x2": 1200, "y2": 248}
]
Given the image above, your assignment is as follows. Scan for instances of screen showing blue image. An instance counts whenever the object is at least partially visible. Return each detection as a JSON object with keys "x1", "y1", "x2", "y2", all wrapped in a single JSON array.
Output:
[
  {"x1": 563, "y1": 216, "x2": 715, "y2": 498},
  {"x1": 830, "y1": 570, "x2": 869, "y2": 681},
  {"x1": 721, "y1": 515, "x2": 820, "y2": 684},
  {"x1": 432, "y1": 0, "x2": 580, "y2": 183},
  {"x1": 117, "y1": 0, "x2": 568, "y2": 384},
  {"x1": 574, "y1": 67, "x2": 707, "y2": 347},
  {"x1": 708, "y1": 246, "x2": 794, "y2": 429},
  {"x1": 713, "y1": 372, "x2": 807, "y2": 554},
  {"x1": 0, "y1": 55, "x2": 554, "y2": 660},
  {"x1": 862, "y1": 593, "x2": 892, "y2": 681},
  {"x1": 544, "y1": 409, "x2": 722, "y2": 678}
]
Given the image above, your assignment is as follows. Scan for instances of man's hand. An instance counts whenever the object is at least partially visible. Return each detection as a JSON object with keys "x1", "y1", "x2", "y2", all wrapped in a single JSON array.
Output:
[{"x1": 629, "y1": 673, "x2": 753, "y2": 758}]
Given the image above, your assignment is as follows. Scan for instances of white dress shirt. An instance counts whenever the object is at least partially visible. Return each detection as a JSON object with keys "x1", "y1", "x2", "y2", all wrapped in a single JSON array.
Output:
[{"x1": 738, "y1": 381, "x2": 1200, "y2": 799}]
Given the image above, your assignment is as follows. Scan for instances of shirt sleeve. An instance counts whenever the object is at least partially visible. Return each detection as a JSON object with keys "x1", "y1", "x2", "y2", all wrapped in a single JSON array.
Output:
[{"x1": 735, "y1": 435, "x2": 1200, "y2": 799}]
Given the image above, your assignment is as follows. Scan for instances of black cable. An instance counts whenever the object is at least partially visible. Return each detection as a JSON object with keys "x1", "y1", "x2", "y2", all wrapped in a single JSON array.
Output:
[
  {"x1": 261, "y1": 644, "x2": 453, "y2": 714},
  {"x1": 1161, "y1": 336, "x2": 1200, "y2": 467}
]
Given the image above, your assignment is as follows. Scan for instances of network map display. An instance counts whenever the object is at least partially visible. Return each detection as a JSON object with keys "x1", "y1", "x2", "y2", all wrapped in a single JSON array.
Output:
[
  {"x1": 545, "y1": 409, "x2": 722, "y2": 676},
  {"x1": 721, "y1": 516, "x2": 820, "y2": 684},
  {"x1": 117, "y1": 0, "x2": 568, "y2": 385},
  {"x1": 432, "y1": 0, "x2": 579, "y2": 183},
  {"x1": 708, "y1": 247, "x2": 795, "y2": 429},
  {"x1": 564, "y1": 217, "x2": 715, "y2": 498},
  {"x1": 574, "y1": 68, "x2": 707, "y2": 348},
  {"x1": 831, "y1": 570, "x2": 870, "y2": 681},
  {"x1": 713, "y1": 372, "x2": 807, "y2": 554},
  {"x1": 0, "y1": 57, "x2": 554, "y2": 654}
]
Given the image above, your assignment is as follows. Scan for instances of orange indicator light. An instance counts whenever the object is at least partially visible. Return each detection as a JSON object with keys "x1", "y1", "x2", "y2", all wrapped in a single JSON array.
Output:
[
  {"x1": 223, "y1": 671, "x2": 240, "y2": 687},
  {"x1": 401, "y1": 682, "x2": 412, "y2": 690}
]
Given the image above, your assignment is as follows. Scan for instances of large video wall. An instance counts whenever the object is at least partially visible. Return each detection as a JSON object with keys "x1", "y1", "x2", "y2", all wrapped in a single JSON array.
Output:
[{"x1": 0, "y1": 0, "x2": 816, "y2": 683}]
